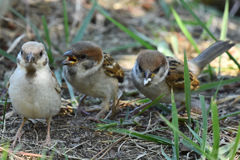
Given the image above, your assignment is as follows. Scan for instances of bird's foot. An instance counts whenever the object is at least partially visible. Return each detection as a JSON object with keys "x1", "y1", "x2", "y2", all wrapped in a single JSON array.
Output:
[
  {"x1": 39, "y1": 135, "x2": 52, "y2": 147},
  {"x1": 11, "y1": 131, "x2": 25, "y2": 148}
]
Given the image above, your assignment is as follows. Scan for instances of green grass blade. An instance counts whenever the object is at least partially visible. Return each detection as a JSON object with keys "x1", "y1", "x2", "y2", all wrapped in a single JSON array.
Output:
[
  {"x1": 156, "y1": 103, "x2": 171, "y2": 113},
  {"x1": 178, "y1": 0, "x2": 240, "y2": 69},
  {"x1": 0, "y1": 49, "x2": 16, "y2": 63},
  {"x1": 179, "y1": 0, "x2": 217, "y2": 41},
  {"x1": 192, "y1": 77, "x2": 240, "y2": 93},
  {"x1": 171, "y1": 6, "x2": 200, "y2": 53},
  {"x1": 171, "y1": 5, "x2": 214, "y2": 80},
  {"x1": 207, "y1": 64, "x2": 214, "y2": 82},
  {"x1": 213, "y1": 79, "x2": 223, "y2": 101},
  {"x1": 96, "y1": 127, "x2": 173, "y2": 145},
  {"x1": 230, "y1": 123, "x2": 240, "y2": 160},
  {"x1": 201, "y1": 14, "x2": 214, "y2": 39},
  {"x1": 54, "y1": 70, "x2": 62, "y2": 87},
  {"x1": 63, "y1": 73, "x2": 76, "y2": 107},
  {"x1": 157, "y1": 40, "x2": 175, "y2": 57},
  {"x1": 134, "y1": 98, "x2": 151, "y2": 104},
  {"x1": 170, "y1": 35, "x2": 178, "y2": 55},
  {"x1": 161, "y1": 146, "x2": 172, "y2": 160},
  {"x1": 97, "y1": 5, "x2": 155, "y2": 49},
  {"x1": 71, "y1": 0, "x2": 97, "y2": 44},
  {"x1": 160, "y1": 114, "x2": 213, "y2": 159},
  {"x1": 40, "y1": 149, "x2": 47, "y2": 160},
  {"x1": 1, "y1": 142, "x2": 9, "y2": 160},
  {"x1": 220, "y1": 0, "x2": 229, "y2": 40},
  {"x1": 171, "y1": 88, "x2": 179, "y2": 160},
  {"x1": 1, "y1": 94, "x2": 8, "y2": 129},
  {"x1": 132, "y1": 94, "x2": 165, "y2": 119},
  {"x1": 219, "y1": 142, "x2": 235, "y2": 155},
  {"x1": 199, "y1": 95, "x2": 208, "y2": 157},
  {"x1": 186, "y1": 124, "x2": 202, "y2": 144},
  {"x1": 42, "y1": 16, "x2": 54, "y2": 64},
  {"x1": 207, "y1": 79, "x2": 222, "y2": 115},
  {"x1": 9, "y1": 7, "x2": 45, "y2": 46},
  {"x1": 219, "y1": 0, "x2": 229, "y2": 75},
  {"x1": 158, "y1": 0, "x2": 170, "y2": 18},
  {"x1": 183, "y1": 50, "x2": 191, "y2": 124},
  {"x1": 219, "y1": 111, "x2": 240, "y2": 120},
  {"x1": 62, "y1": 0, "x2": 69, "y2": 48},
  {"x1": 181, "y1": 139, "x2": 202, "y2": 155},
  {"x1": 61, "y1": 143, "x2": 68, "y2": 160},
  {"x1": 211, "y1": 100, "x2": 220, "y2": 159}
]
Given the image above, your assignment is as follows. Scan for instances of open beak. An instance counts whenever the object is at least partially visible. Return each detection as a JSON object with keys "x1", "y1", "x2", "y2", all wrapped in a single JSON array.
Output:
[
  {"x1": 61, "y1": 51, "x2": 78, "y2": 66},
  {"x1": 143, "y1": 69, "x2": 153, "y2": 86},
  {"x1": 27, "y1": 52, "x2": 35, "y2": 63}
]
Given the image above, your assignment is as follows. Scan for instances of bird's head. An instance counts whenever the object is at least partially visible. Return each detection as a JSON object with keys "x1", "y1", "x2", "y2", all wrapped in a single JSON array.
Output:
[
  {"x1": 17, "y1": 41, "x2": 49, "y2": 71},
  {"x1": 61, "y1": 41, "x2": 103, "y2": 71},
  {"x1": 135, "y1": 50, "x2": 168, "y2": 86}
]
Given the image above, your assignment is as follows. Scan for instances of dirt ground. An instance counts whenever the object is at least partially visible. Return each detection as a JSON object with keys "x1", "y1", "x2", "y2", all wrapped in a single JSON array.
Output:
[{"x1": 1, "y1": 0, "x2": 240, "y2": 159}]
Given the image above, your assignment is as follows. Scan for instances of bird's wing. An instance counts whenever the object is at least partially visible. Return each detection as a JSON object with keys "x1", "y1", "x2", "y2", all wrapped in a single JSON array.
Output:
[
  {"x1": 49, "y1": 69, "x2": 61, "y2": 93},
  {"x1": 165, "y1": 56, "x2": 199, "y2": 91},
  {"x1": 7, "y1": 69, "x2": 16, "y2": 88},
  {"x1": 102, "y1": 52, "x2": 124, "y2": 83}
]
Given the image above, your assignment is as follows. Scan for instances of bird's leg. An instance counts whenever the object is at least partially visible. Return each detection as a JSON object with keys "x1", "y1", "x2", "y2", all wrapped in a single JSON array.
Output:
[
  {"x1": 111, "y1": 96, "x2": 117, "y2": 120},
  {"x1": 39, "y1": 117, "x2": 52, "y2": 146},
  {"x1": 11, "y1": 117, "x2": 28, "y2": 148},
  {"x1": 94, "y1": 98, "x2": 110, "y2": 122},
  {"x1": 77, "y1": 95, "x2": 89, "y2": 115}
]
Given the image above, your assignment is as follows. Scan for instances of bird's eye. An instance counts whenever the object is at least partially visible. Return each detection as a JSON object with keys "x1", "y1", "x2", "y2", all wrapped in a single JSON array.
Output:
[
  {"x1": 80, "y1": 54, "x2": 87, "y2": 59},
  {"x1": 21, "y1": 50, "x2": 23, "y2": 55},
  {"x1": 40, "y1": 51, "x2": 43, "y2": 57},
  {"x1": 153, "y1": 66, "x2": 160, "y2": 73}
]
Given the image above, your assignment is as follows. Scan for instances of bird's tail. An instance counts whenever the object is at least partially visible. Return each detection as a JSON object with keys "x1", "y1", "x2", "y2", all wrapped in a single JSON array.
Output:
[{"x1": 190, "y1": 40, "x2": 235, "y2": 72}]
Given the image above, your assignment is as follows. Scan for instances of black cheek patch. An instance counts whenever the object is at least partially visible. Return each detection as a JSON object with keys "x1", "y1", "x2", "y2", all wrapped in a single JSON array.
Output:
[
  {"x1": 43, "y1": 58, "x2": 47, "y2": 66},
  {"x1": 83, "y1": 61, "x2": 94, "y2": 70},
  {"x1": 17, "y1": 58, "x2": 20, "y2": 64}
]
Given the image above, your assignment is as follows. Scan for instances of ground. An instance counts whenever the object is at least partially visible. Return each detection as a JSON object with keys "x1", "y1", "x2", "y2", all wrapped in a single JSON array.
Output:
[{"x1": 0, "y1": 0, "x2": 240, "y2": 159}]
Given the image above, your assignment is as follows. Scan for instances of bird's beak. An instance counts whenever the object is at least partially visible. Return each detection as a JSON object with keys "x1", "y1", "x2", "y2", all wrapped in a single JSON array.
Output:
[
  {"x1": 61, "y1": 51, "x2": 78, "y2": 66},
  {"x1": 143, "y1": 69, "x2": 153, "y2": 86},
  {"x1": 27, "y1": 52, "x2": 35, "y2": 63},
  {"x1": 63, "y1": 51, "x2": 73, "y2": 57}
]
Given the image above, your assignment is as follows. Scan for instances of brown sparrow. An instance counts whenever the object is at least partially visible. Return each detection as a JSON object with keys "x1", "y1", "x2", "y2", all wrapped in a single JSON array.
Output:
[
  {"x1": 8, "y1": 41, "x2": 61, "y2": 148},
  {"x1": 61, "y1": 41, "x2": 124, "y2": 121},
  {"x1": 132, "y1": 40, "x2": 234, "y2": 105}
]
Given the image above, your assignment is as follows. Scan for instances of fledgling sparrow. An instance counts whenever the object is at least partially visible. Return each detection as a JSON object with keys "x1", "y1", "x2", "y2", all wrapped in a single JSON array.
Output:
[
  {"x1": 132, "y1": 40, "x2": 234, "y2": 105},
  {"x1": 61, "y1": 41, "x2": 124, "y2": 121},
  {"x1": 8, "y1": 41, "x2": 61, "y2": 148}
]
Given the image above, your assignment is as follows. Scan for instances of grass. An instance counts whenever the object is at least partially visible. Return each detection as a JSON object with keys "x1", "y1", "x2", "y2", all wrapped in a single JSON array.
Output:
[{"x1": 1, "y1": 0, "x2": 240, "y2": 159}]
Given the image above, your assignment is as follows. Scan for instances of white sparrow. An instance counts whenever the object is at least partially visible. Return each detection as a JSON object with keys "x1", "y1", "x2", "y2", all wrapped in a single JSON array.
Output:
[
  {"x1": 7, "y1": 41, "x2": 61, "y2": 148},
  {"x1": 61, "y1": 41, "x2": 124, "y2": 121},
  {"x1": 131, "y1": 40, "x2": 234, "y2": 106}
]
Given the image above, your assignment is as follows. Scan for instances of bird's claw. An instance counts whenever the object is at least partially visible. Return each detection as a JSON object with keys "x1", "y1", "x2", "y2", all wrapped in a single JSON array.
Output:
[{"x1": 11, "y1": 131, "x2": 25, "y2": 148}]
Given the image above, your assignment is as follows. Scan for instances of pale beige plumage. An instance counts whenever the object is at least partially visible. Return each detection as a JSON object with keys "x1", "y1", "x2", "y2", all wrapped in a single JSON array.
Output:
[
  {"x1": 61, "y1": 41, "x2": 124, "y2": 121},
  {"x1": 132, "y1": 40, "x2": 235, "y2": 104},
  {"x1": 8, "y1": 41, "x2": 61, "y2": 148}
]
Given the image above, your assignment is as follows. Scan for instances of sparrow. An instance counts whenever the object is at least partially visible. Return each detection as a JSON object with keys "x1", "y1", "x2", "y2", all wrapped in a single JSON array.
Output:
[
  {"x1": 131, "y1": 40, "x2": 235, "y2": 106},
  {"x1": 61, "y1": 41, "x2": 124, "y2": 121},
  {"x1": 7, "y1": 41, "x2": 61, "y2": 148}
]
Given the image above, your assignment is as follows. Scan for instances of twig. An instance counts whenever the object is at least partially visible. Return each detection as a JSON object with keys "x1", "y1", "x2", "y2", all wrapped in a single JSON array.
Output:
[
  {"x1": 91, "y1": 135, "x2": 127, "y2": 159},
  {"x1": 65, "y1": 140, "x2": 89, "y2": 154}
]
